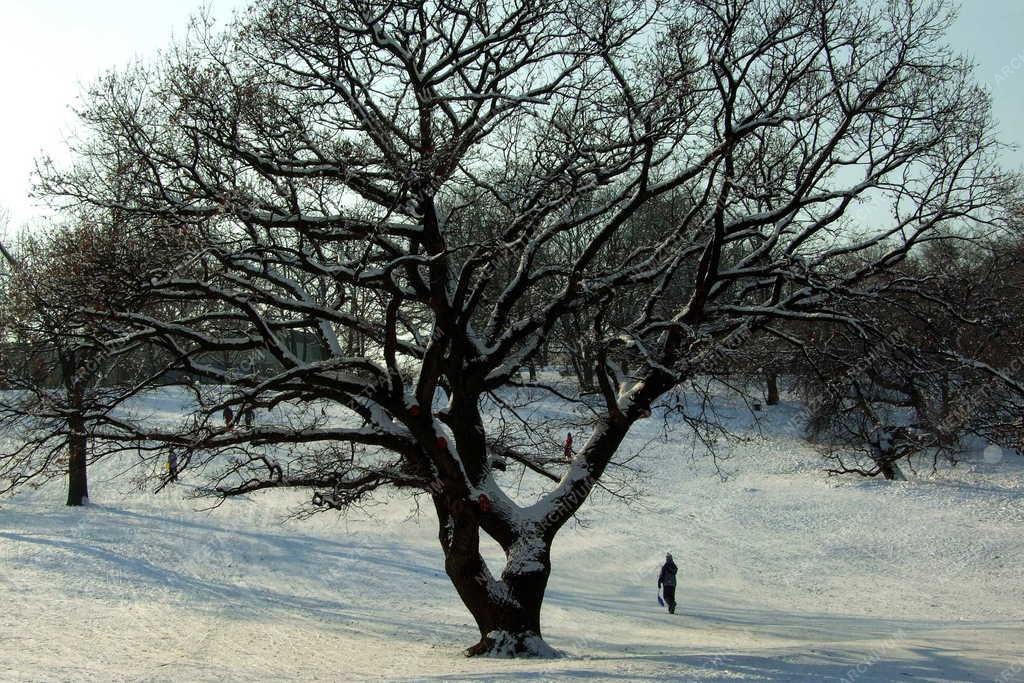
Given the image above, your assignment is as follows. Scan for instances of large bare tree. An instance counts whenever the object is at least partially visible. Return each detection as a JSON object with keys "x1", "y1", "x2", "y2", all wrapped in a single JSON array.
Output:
[{"x1": 40, "y1": 0, "x2": 1014, "y2": 654}]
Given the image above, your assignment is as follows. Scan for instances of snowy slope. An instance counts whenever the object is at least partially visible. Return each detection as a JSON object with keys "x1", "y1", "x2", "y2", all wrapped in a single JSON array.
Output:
[{"x1": 1, "y1": 391, "x2": 1022, "y2": 682}]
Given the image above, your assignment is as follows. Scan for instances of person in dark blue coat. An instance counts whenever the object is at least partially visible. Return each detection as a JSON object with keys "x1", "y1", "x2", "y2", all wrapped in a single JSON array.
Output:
[{"x1": 658, "y1": 553, "x2": 678, "y2": 614}]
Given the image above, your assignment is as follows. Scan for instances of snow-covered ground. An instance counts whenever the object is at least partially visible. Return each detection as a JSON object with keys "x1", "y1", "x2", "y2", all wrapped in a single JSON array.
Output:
[{"x1": 1, "y1": 391, "x2": 1022, "y2": 681}]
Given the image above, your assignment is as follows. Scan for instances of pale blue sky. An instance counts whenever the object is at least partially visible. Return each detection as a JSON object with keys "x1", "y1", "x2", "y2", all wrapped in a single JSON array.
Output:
[
  {"x1": 1, "y1": 0, "x2": 1022, "y2": 227},
  {"x1": 0, "y1": 0, "x2": 245, "y2": 226}
]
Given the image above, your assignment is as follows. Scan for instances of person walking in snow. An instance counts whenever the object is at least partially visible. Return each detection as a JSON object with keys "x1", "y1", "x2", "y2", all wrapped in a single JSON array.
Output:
[{"x1": 658, "y1": 553, "x2": 678, "y2": 614}]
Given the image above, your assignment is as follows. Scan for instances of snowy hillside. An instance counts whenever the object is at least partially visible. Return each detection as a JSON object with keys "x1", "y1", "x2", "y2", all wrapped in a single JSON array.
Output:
[{"x1": 1, "y1": 391, "x2": 1022, "y2": 682}]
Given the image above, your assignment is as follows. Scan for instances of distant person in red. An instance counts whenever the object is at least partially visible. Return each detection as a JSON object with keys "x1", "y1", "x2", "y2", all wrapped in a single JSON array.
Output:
[
  {"x1": 658, "y1": 553, "x2": 678, "y2": 614},
  {"x1": 564, "y1": 433, "x2": 573, "y2": 461}
]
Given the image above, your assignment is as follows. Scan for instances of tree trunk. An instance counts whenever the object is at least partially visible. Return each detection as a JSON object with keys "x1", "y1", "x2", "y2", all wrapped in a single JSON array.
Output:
[
  {"x1": 67, "y1": 412, "x2": 89, "y2": 506},
  {"x1": 570, "y1": 342, "x2": 595, "y2": 393},
  {"x1": 434, "y1": 497, "x2": 557, "y2": 657},
  {"x1": 765, "y1": 371, "x2": 780, "y2": 406},
  {"x1": 878, "y1": 458, "x2": 906, "y2": 481}
]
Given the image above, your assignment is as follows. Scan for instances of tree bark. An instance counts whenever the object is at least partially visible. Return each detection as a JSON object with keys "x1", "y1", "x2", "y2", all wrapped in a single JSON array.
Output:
[
  {"x1": 434, "y1": 497, "x2": 556, "y2": 657},
  {"x1": 765, "y1": 371, "x2": 780, "y2": 406},
  {"x1": 878, "y1": 458, "x2": 906, "y2": 481},
  {"x1": 66, "y1": 411, "x2": 89, "y2": 506}
]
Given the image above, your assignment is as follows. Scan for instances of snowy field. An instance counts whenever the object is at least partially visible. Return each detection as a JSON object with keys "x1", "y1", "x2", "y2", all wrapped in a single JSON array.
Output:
[{"x1": 1, "y1": 391, "x2": 1023, "y2": 682}]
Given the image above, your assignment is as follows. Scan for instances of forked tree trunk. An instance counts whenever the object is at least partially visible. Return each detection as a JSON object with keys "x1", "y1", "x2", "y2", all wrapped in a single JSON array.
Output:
[
  {"x1": 434, "y1": 497, "x2": 556, "y2": 657},
  {"x1": 67, "y1": 412, "x2": 89, "y2": 506}
]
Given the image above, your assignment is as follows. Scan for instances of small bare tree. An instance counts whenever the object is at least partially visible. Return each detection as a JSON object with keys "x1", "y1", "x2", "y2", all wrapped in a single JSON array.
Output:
[
  {"x1": 798, "y1": 238, "x2": 1024, "y2": 479},
  {"x1": 0, "y1": 215, "x2": 176, "y2": 505}
]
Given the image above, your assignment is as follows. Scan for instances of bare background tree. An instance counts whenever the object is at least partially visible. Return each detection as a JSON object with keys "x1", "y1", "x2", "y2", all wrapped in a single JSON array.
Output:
[
  {"x1": 0, "y1": 213, "x2": 182, "y2": 505},
  {"x1": 797, "y1": 236, "x2": 1024, "y2": 480},
  {"x1": 0, "y1": 221, "x2": 118, "y2": 505}
]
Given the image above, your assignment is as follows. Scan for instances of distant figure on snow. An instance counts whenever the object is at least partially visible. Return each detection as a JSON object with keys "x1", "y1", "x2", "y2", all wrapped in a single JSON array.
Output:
[
  {"x1": 658, "y1": 553, "x2": 678, "y2": 614},
  {"x1": 167, "y1": 452, "x2": 178, "y2": 482},
  {"x1": 223, "y1": 405, "x2": 235, "y2": 430}
]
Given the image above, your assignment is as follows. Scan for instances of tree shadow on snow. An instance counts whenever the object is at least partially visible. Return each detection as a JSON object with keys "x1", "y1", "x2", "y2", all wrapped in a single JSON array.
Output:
[
  {"x1": 0, "y1": 504, "x2": 469, "y2": 648},
  {"x1": 2, "y1": 504, "x2": 1016, "y2": 680}
]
